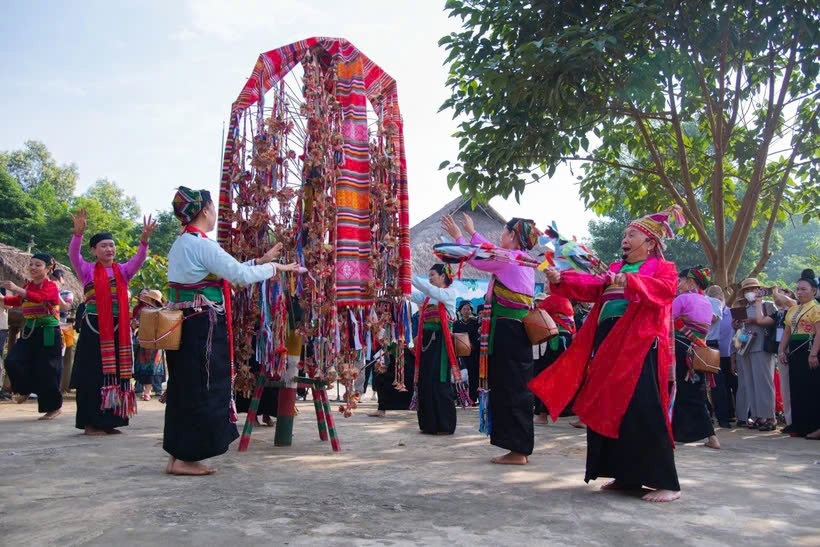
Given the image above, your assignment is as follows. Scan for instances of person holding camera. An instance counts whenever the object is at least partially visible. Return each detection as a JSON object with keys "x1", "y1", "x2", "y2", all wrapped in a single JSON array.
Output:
[{"x1": 731, "y1": 278, "x2": 777, "y2": 431}]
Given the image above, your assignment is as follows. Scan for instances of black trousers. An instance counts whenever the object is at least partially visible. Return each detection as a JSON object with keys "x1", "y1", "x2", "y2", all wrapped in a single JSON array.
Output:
[
  {"x1": 4, "y1": 326, "x2": 63, "y2": 413},
  {"x1": 710, "y1": 345, "x2": 737, "y2": 424}
]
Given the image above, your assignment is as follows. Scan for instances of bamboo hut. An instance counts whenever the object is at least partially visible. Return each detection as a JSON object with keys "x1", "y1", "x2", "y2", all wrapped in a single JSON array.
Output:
[
  {"x1": 410, "y1": 196, "x2": 546, "y2": 288},
  {"x1": 0, "y1": 243, "x2": 84, "y2": 301}
]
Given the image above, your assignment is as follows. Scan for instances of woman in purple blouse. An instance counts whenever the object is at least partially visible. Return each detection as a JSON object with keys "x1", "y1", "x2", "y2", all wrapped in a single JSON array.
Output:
[
  {"x1": 68, "y1": 209, "x2": 156, "y2": 435},
  {"x1": 671, "y1": 266, "x2": 720, "y2": 449},
  {"x1": 442, "y1": 212, "x2": 538, "y2": 465}
]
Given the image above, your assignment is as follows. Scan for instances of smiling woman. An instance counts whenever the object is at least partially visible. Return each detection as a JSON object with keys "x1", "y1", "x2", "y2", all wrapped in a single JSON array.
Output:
[
  {"x1": 68, "y1": 208, "x2": 156, "y2": 436},
  {"x1": 0, "y1": 253, "x2": 64, "y2": 419}
]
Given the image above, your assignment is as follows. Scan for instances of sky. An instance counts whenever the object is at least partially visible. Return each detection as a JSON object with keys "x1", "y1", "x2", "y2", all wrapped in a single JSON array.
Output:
[{"x1": 0, "y1": 0, "x2": 597, "y2": 238}]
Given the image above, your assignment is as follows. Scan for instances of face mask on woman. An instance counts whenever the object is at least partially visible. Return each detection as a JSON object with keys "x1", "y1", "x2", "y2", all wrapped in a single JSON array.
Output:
[{"x1": 744, "y1": 291, "x2": 757, "y2": 302}]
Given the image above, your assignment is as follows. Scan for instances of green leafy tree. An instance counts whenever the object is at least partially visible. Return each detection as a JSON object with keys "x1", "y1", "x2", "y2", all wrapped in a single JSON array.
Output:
[
  {"x1": 588, "y1": 203, "x2": 776, "y2": 279},
  {"x1": 28, "y1": 183, "x2": 73, "y2": 263},
  {"x1": 762, "y1": 216, "x2": 820, "y2": 284},
  {"x1": 122, "y1": 242, "x2": 170, "y2": 296},
  {"x1": 131, "y1": 210, "x2": 179, "y2": 258},
  {"x1": 0, "y1": 164, "x2": 43, "y2": 250},
  {"x1": 84, "y1": 178, "x2": 141, "y2": 223},
  {"x1": 440, "y1": 0, "x2": 820, "y2": 290},
  {"x1": 0, "y1": 140, "x2": 78, "y2": 202}
]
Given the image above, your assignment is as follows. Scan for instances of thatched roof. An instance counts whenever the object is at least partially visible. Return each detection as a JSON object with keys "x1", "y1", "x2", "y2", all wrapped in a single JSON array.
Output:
[
  {"x1": 0, "y1": 243, "x2": 84, "y2": 302},
  {"x1": 410, "y1": 196, "x2": 545, "y2": 282}
]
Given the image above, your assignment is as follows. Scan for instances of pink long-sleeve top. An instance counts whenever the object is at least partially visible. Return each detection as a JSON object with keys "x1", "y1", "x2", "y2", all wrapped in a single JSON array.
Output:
[
  {"x1": 455, "y1": 231, "x2": 534, "y2": 296},
  {"x1": 672, "y1": 292, "x2": 714, "y2": 331},
  {"x1": 68, "y1": 234, "x2": 148, "y2": 286}
]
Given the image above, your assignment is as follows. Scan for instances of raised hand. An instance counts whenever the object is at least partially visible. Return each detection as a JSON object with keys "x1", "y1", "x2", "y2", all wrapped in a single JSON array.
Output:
[
  {"x1": 460, "y1": 212, "x2": 476, "y2": 236},
  {"x1": 70, "y1": 209, "x2": 88, "y2": 236},
  {"x1": 260, "y1": 242, "x2": 284, "y2": 265},
  {"x1": 440, "y1": 215, "x2": 462, "y2": 240},
  {"x1": 140, "y1": 214, "x2": 158, "y2": 244}
]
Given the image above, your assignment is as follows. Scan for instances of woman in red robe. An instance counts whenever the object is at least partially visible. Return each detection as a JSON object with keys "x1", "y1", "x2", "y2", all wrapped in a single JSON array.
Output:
[{"x1": 530, "y1": 206, "x2": 685, "y2": 503}]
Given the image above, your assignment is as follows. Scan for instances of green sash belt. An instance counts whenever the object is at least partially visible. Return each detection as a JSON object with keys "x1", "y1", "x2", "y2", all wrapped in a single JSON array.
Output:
[
  {"x1": 24, "y1": 316, "x2": 60, "y2": 346},
  {"x1": 169, "y1": 285, "x2": 224, "y2": 304}
]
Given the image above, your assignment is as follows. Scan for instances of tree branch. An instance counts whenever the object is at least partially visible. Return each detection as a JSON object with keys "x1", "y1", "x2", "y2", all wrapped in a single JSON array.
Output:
[
  {"x1": 667, "y1": 76, "x2": 707, "y2": 243},
  {"x1": 628, "y1": 104, "x2": 717, "y2": 257},
  {"x1": 561, "y1": 156, "x2": 660, "y2": 176},
  {"x1": 727, "y1": 36, "x2": 799, "y2": 276}
]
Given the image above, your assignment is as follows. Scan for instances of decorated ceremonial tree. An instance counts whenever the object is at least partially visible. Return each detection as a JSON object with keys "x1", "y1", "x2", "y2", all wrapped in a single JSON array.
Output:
[
  {"x1": 439, "y1": 0, "x2": 820, "y2": 290},
  {"x1": 218, "y1": 38, "x2": 412, "y2": 417}
]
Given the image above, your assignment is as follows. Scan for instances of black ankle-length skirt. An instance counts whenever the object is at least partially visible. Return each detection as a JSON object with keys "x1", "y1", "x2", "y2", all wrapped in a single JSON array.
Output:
[
  {"x1": 788, "y1": 339, "x2": 820, "y2": 437},
  {"x1": 416, "y1": 330, "x2": 456, "y2": 434},
  {"x1": 672, "y1": 336, "x2": 715, "y2": 443},
  {"x1": 489, "y1": 317, "x2": 534, "y2": 455},
  {"x1": 163, "y1": 310, "x2": 238, "y2": 461},
  {"x1": 375, "y1": 347, "x2": 414, "y2": 411},
  {"x1": 5, "y1": 326, "x2": 62, "y2": 413},
  {"x1": 71, "y1": 315, "x2": 129, "y2": 430},
  {"x1": 584, "y1": 318, "x2": 680, "y2": 491}
]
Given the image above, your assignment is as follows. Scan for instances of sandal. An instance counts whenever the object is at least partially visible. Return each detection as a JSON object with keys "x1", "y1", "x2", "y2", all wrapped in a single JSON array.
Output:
[
  {"x1": 142, "y1": 393, "x2": 151, "y2": 401},
  {"x1": 758, "y1": 420, "x2": 776, "y2": 432}
]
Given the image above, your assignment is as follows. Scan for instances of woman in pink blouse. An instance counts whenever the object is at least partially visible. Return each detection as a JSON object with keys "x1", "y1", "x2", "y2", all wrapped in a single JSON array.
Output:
[
  {"x1": 442, "y1": 213, "x2": 538, "y2": 465},
  {"x1": 68, "y1": 209, "x2": 156, "y2": 435}
]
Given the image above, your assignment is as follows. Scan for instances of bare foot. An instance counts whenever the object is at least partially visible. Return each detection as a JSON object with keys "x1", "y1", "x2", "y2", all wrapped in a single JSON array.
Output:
[
  {"x1": 12, "y1": 394, "x2": 29, "y2": 404},
  {"x1": 703, "y1": 436, "x2": 721, "y2": 449},
  {"x1": 570, "y1": 420, "x2": 585, "y2": 429},
  {"x1": 642, "y1": 489, "x2": 682, "y2": 502},
  {"x1": 38, "y1": 409, "x2": 62, "y2": 420},
  {"x1": 534, "y1": 413, "x2": 550, "y2": 425},
  {"x1": 166, "y1": 456, "x2": 176, "y2": 474},
  {"x1": 491, "y1": 451, "x2": 529, "y2": 465},
  {"x1": 600, "y1": 480, "x2": 641, "y2": 491},
  {"x1": 103, "y1": 428, "x2": 122, "y2": 435},
  {"x1": 436, "y1": 431, "x2": 452, "y2": 436},
  {"x1": 167, "y1": 459, "x2": 216, "y2": 476},
  {"x1": 367, "y1": 410, "x2": 386, "y2": 418},
  {"x1": 262, "y1": 415, "x2": 275, "y2": 427},
  {"x1": 84, "y1": 426, "x2": 108, "y2": 436},
  {"x1": 806, "y1": 428, "x2": 820, "y2": 440}
]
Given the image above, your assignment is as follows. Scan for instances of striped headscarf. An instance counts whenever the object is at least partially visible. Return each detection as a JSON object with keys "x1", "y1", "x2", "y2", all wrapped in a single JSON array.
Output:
[
  {"x1": 680, "y1": 265, "x2": 711, "y2": 291},
  {"x1": 628, "y1": 205, "x2": 686, "y2": 252},
  {"x1": 506, "y1": 218, "x2": 541, "y2": 251},
  {"x1": 172, "y1": 186, "x2": 211, "y2": 225}
]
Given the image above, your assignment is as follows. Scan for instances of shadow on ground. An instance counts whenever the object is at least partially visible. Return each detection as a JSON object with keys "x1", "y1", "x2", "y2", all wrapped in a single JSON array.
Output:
[{"x1": 0, "y1": 397, "x2": 818, "y2": 546}]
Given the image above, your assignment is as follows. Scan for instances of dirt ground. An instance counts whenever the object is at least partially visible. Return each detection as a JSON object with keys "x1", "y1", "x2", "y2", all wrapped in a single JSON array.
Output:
[{"x1": 0, "y1": 395, "x2": 818, "y2": 547}]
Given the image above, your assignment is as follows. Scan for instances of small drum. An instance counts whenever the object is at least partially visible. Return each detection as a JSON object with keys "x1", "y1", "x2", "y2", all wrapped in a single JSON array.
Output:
[
  {"x1": 452, "y1": 332, "x2": 472, "y2": 357},
  {"x1": 138, "y1": 308, "x2": 183, "y2": 351},
  {"x1": 523, "y1": 308, "x2": 559, "y2": 345},
  {"x1": 692, "y1": 345, "x2": 720, "y2": 373}
]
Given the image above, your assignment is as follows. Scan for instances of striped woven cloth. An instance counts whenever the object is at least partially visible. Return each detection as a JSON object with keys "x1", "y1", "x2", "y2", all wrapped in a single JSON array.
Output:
[
  {"x1": 84, "y1": 279, "x2": 121, "y2": 315},
  {"x1": 217, "y1": 37, "x2": 411, "y2": 304}
]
